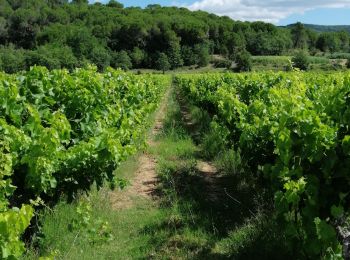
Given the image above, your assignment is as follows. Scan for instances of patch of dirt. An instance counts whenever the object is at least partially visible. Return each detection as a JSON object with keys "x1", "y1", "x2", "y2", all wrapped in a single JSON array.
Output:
[
  {"x1": 196, "y1": 161, "x2": 218, "y2": 175},
  {"x1": 196, "y1": 160, "x2": 221, "y2": 202},
  {"x1": 110, "y1": 90, "x2": 169, "y2": 210},
  {"x1": 178, "y1": 93, "x2": 221, "y2": 203}
]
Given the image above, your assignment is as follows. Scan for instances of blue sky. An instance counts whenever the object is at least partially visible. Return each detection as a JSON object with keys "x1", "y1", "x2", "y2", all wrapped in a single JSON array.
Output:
[{"x1": 92, "y1": 0, "x2": 350, "y2": 25}]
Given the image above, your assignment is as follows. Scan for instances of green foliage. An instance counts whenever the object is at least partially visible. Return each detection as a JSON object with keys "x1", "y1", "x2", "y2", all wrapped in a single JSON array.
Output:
[
  {"x1": 347, "y1": 59, "x2": 350, "y2": 69},
  {"x1": 0, "y1": 46, "x2": 26, "y2": 73},
  {"x1": 176, "y1": 71, "x2": 350, "y2": 258},
  {"x1": 155, "y1": 52, "x2": 170, "y2": 73},
  {"x1": 0, "y1": 66, "x2": 169, "y2": 258},
  {"x1": 194, "y1": 44, "x2": 210, "y2": 67},
  {"x1": 215, "y1": 148, "x2": 243, "y2": 176},
  {"x1": 88, "y1": 46, "x2": 111, "y2": 71},
  {"x1": 292, "y1": 50, "x2": 310, "y2": 70},
  {"x1": 130, "y1": 47, "x2": 145, "y2": 68},
  {"x1": 181, "y1": 45, "x2": 197, "y2": 66},
  {"x1": 0, "y1": 205, "x2": 34, "y2": 259},
  {"x1": 167, "y1": 40, "x2": 184, "y2": 69},
  {"x1": 202, "y1": 121, "x2": 229, "y2": 159},
  {"x1": 234, "y1": 50, "x2": 252, "y2": 72},
  {"x1": 107, "y1": 0, "x2": 123, "y2": 8},
  {"x1": 0, "y1": 1, "x2": 349, "y2": 72},
  {"x1": 70, "y1": 199, "x2": 114, "y2": 244},
  {"x1": 111, "y1": 51, "x2": 132, "y2": 70}
]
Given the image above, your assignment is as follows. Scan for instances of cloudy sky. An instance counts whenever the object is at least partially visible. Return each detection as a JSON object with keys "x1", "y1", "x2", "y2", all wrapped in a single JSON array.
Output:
[{"x1": 91, "y1": 0, "x2": 350, "y2": 25}]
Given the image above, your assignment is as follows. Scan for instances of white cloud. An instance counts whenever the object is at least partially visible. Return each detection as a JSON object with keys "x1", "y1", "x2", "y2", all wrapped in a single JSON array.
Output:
[{"x1": 183, "y1": 0, "x2": 350, "y2": 23}]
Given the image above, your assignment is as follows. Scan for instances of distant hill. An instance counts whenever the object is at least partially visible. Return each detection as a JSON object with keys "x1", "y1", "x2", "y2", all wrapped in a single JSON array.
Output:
[{"x1": 286, "y1": 23, "x2": 350, "y2": 33}]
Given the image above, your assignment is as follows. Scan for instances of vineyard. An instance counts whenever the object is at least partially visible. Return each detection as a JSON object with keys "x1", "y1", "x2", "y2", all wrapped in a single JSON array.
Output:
[
  {"x1": 175, "y1": 72, "x2": 350, "y2": 258},
  {"x1": 2, "y1": 67, "x2": 350, "y2": 259},
  {"x1": 0, "y1": 66, "x2": 168, "y2": 259}
]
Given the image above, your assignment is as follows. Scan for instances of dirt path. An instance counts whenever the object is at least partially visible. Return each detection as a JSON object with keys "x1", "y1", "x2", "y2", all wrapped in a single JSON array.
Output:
[
  {"x1": 177, "y1": 93, "x2": 222, "y2": 203},
  {"x1": 110, "y1": 89, "x2": 169, "y2": 209}
]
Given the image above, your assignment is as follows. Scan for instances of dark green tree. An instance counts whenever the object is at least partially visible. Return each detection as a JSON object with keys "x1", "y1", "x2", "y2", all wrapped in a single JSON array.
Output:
[
  {"x1": 111, "y1": 50, "x2": 132, "y2": 70},
  {"x1": 167, "y1": 40, "x2": 183, "y2": 69},
  {"x1": 234, "y1": 49, "x2": 252, "y2": 72},
  {"x1": 155, "y1": 52, "x2": 170, "y2": 73},
  {"x1": 194, "y1": 43, "x2": 210, "y2": 67},
  {"x1": 0, "y1": 46, "x2": 26, "y2": 73},
  {"x1": 71, "y1": 0, "x2": 88, "y2": 4},
  {"x1": 292, "y1": 50, "x2": 309, "y2": 70},
  {"x1": 181, "y1": 45, "x2": 196, "y2": 66},
  {"x1": 130, "y1": 47, "x2": 145, "y2": 68},
  {"x1": 107, "y1": 0, "x2": 123, "y2": 8},
  {"x1": 89, "y1": 46, "x2": 111, "y2": 71},
  {"x1": 291, "y1": 22, "x2": 308, "y2": 49}
]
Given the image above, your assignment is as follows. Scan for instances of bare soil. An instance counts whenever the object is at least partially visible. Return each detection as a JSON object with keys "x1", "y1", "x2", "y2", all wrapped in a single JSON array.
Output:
[{"x1": 110, "y1": 90, "x2": 169, "y2": 209}]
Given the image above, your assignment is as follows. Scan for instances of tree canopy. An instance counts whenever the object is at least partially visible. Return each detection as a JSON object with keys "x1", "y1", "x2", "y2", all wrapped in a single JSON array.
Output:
[{"x1": 0, "y1": 1, "x2": 349, "y2": 72}]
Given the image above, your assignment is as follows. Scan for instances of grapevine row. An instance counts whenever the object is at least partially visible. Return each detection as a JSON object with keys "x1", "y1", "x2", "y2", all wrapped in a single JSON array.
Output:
[
  {"x1": 0, "y1": 66, "x2": 169, "y2": 258},
  {"x1": 175, "y1": 72, "x2": 350, "y2": 258}
]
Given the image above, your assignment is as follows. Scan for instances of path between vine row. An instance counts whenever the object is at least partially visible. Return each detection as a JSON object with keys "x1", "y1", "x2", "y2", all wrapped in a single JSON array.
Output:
[
  {"x1": 109, "y1": 89, "x2": 168, "y2": 210},
  {"x1": 109, "y1": 87, "x2": 221, "y2": 209}
]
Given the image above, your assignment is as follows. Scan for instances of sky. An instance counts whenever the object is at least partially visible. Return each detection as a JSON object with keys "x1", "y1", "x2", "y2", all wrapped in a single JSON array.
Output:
[{"x1": 91, "y1": 0, "x2": 350, "y2": 25}]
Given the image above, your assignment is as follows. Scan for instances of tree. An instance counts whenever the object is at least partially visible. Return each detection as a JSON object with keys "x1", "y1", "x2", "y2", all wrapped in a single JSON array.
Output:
[
  {"x1": 155, "y1": 52, "x2": 170, "y2": 73},
  {"x1": 0, "y1": 46, "x2": 26, "y2": 73},
  {"x1": 111, "y1": 50, "x2": 132, "y2": 70},
  {"x1": 71, "y1": 0, "x2": 88, "y2": 4},
  {"x1": 0, "y1": 17, "x2": 7, "y2": 45},
  {"x1": 233, "y1": 49, "x2": 252, "y2": 72},
  {"x1": 181, "y1": 45, "x2": 196, "y2": 66},
  {"x1": 167, "y1": 40, "x2": 183, "y2": 69},
  {"x1": 291, "y1": 22, "x2": 308, "y2": 49},
  {"x1": 107, "y1": 0, "x2": 123, "y2": 8},
  {"x1": 7, "y1": 8, "x2": 40, "y2": 49},
  {"x1": 89, "y1": 46, "x2": 111, "y2": 71},
  {"x1": 316, "y1": 33, "x2": 341, "y2": 53},
  {"x1": 292, "y1": 50, "x2": 309, "y2": 71},
  {"x1": 130, "y1": 47, "x2": 145, "y2": 68},
  {"x1": 194, "y1": 43, "x2": 210, "y2": 67}
]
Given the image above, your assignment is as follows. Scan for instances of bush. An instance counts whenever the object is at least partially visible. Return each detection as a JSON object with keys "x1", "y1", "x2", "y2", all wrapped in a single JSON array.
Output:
[
  {"x1": 212, "y1": 57, "x2": 232, "y2": 68},
  {"x1": 26, "y1": 45, "x2": 78, "y2": 71},
  {"x1": 234, "y1": 50, "x2": 252, "y2": 72},
  {"x1": 111, "y1": 50, "x2": 132, "y2": 70},
  {"x1": 292, "y1": 51, "x2": 309, "y2": 70},
  {"x1": 88, "y1": 46, "x2": 110, "y2": 71},
  {"x1": 0, "y1": 46, "x2": 26, "y2": 73}
]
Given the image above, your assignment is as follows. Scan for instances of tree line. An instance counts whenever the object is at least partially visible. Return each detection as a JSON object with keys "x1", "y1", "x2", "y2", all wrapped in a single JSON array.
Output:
[{"x1": 0, "y1": 0, "x2": 349, "y2": 73}]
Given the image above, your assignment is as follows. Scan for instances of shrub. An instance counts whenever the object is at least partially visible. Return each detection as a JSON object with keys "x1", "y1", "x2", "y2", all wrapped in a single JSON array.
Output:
[
  {"x1": 292, "y1": 51, "x2": 309, "y2": 70},
  {"x1": 0, "y1": 46, "x2": 26, "y2": 73},
  {"x1": 234, "y1": 50, "x2": 252, "y2": 72},
  {"x1": 111, "y1": 50, "x2": 132, "y2": 70}
]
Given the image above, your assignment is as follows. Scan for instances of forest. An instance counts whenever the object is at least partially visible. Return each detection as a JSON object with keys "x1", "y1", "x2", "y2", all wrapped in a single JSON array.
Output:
[{"x1": 1, "y1": 0, "x2": 350, "y2": 73}]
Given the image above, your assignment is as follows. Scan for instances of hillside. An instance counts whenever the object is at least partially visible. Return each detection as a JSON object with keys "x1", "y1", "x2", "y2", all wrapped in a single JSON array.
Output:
[
  {"x1": 286, "y1": 23, "x2": 350, "y2": 33},
  {"x1": 0, "y1": 1, "x2": 350, "y2": 73},
  {"x1": 303, "y1": 24, "x2": 350, "y2": 33}
]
